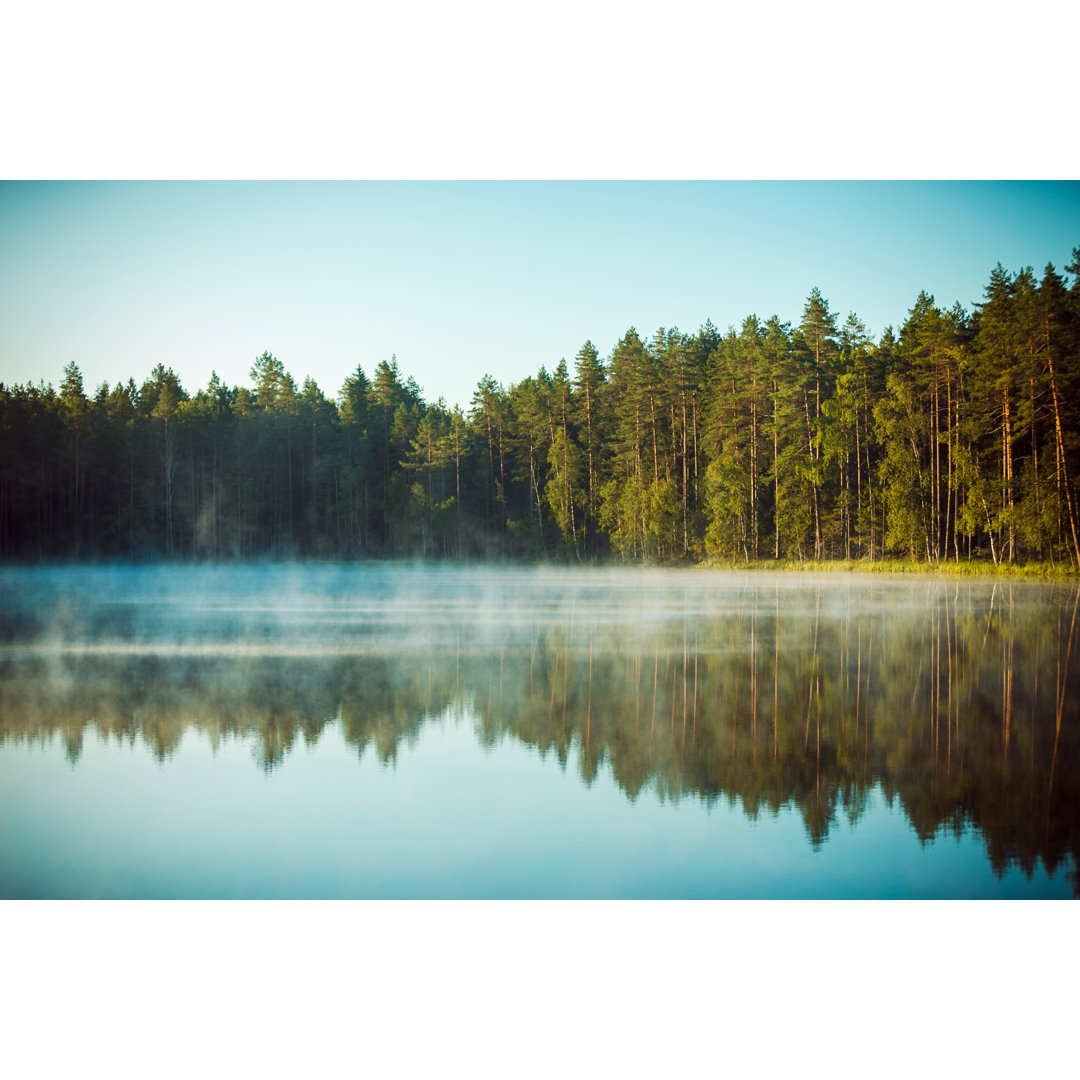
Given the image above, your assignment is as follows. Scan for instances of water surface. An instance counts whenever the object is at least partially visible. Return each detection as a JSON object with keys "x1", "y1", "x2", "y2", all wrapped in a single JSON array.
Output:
[{"x1": 1, "y1": 565, "x2": 1076, "y2": 898}]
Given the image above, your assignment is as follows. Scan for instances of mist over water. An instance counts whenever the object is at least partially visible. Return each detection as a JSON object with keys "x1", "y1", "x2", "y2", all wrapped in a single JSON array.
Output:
[{"x1": 1, "y1": 564, "x2": 1077, "y2": 897}]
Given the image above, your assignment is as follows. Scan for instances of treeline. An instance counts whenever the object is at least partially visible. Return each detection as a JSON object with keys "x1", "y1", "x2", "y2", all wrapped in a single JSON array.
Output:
[{"x1": 2, "y1": 252, "x2": 1079, "y2": 565}]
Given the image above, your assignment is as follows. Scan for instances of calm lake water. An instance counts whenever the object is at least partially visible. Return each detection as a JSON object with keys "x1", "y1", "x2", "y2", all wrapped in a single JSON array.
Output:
[{"x1": 1, "y1": 564, "x2": 1076, "y2": 898}]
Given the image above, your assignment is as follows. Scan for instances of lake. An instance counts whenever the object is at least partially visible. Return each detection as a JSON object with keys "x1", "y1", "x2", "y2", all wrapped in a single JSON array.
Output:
[{"x1": 1, "y1": 564, "x2": 1076, "y2": 898}]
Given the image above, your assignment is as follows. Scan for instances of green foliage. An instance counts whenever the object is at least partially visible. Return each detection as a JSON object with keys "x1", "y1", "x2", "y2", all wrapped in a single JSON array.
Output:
[
  {"x1": 1, "y1": 247, "x2": 1079, "y2": 571},
  {"x1": 703, "y1": 453, "x2": 749, "y2": 561},
  {"x1": 875, "y1": 370, "x2": 932, "y2": 559}
]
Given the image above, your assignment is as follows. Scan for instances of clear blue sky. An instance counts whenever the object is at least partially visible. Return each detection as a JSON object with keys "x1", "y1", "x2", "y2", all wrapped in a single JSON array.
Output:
[{"x1": 1, "y1": 180, "x2": 1077, "y2": 411}]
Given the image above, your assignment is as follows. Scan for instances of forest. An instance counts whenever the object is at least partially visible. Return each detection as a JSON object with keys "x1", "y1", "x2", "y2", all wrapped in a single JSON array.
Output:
[{"x1": 1, "y1": 251, "x2": 1079, "y2": 567}]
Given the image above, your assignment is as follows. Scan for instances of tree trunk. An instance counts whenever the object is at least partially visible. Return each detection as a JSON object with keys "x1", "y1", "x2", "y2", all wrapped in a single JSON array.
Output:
[{"x1": 1048, "y1": 356, "x2": 1080, "y2": 566}]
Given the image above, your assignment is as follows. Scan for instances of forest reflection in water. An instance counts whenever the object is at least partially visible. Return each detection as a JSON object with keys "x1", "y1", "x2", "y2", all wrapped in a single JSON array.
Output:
[{"x1": 1, "y1": 565, "x2": 1077, "y2": 896}]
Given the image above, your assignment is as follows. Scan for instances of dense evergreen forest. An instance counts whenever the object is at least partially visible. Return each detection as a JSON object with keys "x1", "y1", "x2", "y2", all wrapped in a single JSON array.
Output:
[{"x1": 2, "y1": 252, "x2": 1079, "y2": 566}]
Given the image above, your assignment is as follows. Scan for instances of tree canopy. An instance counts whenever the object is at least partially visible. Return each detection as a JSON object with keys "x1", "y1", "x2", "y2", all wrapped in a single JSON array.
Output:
[{"x1": 2, "y1": 250, "x2": 1079, "y2": 566}]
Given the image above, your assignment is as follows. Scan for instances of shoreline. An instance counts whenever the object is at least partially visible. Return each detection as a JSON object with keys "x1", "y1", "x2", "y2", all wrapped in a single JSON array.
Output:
[
  {"x1": 695, "y1": 557, "x2": 1079, "y2": 580},
  {"x1": 1, "y1": 555, "x2": 1077, "y2": 580}
]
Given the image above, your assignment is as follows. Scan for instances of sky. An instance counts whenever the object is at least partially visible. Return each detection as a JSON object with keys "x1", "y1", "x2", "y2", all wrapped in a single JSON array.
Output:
[{"x1": 2, "y1": 180, "x2": 1077, "y2": 411}]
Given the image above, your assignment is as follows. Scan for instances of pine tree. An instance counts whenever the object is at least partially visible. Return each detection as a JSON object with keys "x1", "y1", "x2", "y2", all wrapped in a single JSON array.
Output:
[
  {"x1": 572, "y1": 340, "x2": 606, "y2": 556},
  {"x1": 142, "y1": 364, "x2": 187, "y2": 557},
  {"x1": 798, "y1": 289, "x2": 839, "y2": 558}
]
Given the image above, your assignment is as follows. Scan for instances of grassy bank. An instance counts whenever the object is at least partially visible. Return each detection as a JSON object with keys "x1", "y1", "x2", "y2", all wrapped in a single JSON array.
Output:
[{"x1": 696, "y1": 557, "x2": 1079, "y2": 579}]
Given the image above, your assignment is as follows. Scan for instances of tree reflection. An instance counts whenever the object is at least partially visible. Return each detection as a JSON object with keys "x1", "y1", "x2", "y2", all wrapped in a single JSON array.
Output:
[{"x1": 1, "y1": 580, "x2": 1077, "y2": 891}]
